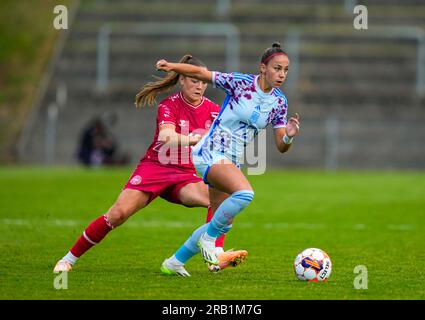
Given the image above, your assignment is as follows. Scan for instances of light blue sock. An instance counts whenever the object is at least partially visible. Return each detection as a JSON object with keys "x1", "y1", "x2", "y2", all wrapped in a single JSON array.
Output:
[
  {"x1": 174, "y1": 223, "x2": 208, "y2": 264},
  {"x1": 173, "y1": 190, "x2": 254, "y2": 264},
  {"x1": 206, "y1": 190, "x2": 254, "y2": 238},
  {"x1": 174, "y1": 222, "x2": 233, "y2": 264}
]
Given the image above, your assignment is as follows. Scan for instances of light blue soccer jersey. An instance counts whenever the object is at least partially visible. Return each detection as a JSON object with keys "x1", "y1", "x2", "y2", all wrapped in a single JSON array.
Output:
[{"x1": 193, "y1": 72, "x2": 288, "y2": 165}]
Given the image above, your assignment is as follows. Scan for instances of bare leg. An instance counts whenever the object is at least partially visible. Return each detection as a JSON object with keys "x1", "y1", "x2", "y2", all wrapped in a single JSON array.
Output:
[
  {"x1": 105, "y1": 189, "x2": 151, "y2": 227},
  {"x1": 178, "y1": 181, "x2": 228, "y2": 248},
  {"x1": 54, "y1": 189, "x2": 151, "y2": 271},
  {"x1": 195, "y1": 160, "x2": 254, "y2": 264},
  {"x1": 206, "y1": 160, "x2": 253, "y2": 194},
  {"x1": 177, "y1": 181, "x2": 210, "y2": 208},
  {"x1": 164, "y1": 162, "x2": 253, "y2": 270}
]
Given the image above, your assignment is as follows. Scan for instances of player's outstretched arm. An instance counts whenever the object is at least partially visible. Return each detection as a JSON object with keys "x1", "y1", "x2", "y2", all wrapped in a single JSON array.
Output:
[
  {"x1": 156, "y1": 59, "x2": 213, "y2": 84},
  {"x1": 158, "y1": 124, "x2": 201, "y2": 147},
  {"x1": 274, "y1": 113, "x2": 300, "y2": 153}
]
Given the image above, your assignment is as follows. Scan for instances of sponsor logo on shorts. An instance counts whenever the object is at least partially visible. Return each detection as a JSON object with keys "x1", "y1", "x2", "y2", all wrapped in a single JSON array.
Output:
[{"x1": 130, "y1": 175, "x2": 142, "y2": 185}]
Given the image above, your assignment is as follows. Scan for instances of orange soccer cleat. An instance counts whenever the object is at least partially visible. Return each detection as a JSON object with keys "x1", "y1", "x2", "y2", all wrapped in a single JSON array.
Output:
[{"x1": 208, "y1": 249, "x2": 248, "y2": 272}]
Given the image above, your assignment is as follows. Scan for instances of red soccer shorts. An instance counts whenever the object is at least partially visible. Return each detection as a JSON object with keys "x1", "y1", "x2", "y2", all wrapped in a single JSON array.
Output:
[{"x1": 123, "y1": 159, "x2": 202, "y2": 205}]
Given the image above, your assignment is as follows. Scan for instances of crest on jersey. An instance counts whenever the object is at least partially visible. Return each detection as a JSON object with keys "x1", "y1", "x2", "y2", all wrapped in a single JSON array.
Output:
[
  {"x1": 249, "y1": 106, "x2": 261, "y2": 124},
  {"x1": 130, "y1": 175, "x2": 142, "y2": 185}
]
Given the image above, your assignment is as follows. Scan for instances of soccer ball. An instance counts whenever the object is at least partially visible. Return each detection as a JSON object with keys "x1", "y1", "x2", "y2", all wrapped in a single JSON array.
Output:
[{"x1": 294, "y1": 248, "x2": 332, "y2": 282}]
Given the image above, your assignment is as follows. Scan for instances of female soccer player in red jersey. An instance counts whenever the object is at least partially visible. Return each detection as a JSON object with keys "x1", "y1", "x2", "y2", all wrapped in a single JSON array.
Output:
[{"x1": 53, "y1": 55, "x2": 247, "y2": 276}]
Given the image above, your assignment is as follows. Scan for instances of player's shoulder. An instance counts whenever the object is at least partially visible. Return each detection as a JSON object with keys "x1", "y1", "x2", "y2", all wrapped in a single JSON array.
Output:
[
  {"x1": 232, "y1": 72, "x2": 255, "y2": 83},
  {"x1": 272, "y1": 88, "x2": 288, "y2": 106},
  {"x1": 215, "y1": 71, "x2": 255, "y2": 83},
  {"x1": 158, "y1": 93, "x2": 181, "y2": 108}
]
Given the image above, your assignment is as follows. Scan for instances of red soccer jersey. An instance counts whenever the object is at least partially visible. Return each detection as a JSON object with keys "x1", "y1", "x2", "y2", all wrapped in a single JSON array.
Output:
[{"x1": 142, "y1": 92, "x2": 220, "y2": 169}]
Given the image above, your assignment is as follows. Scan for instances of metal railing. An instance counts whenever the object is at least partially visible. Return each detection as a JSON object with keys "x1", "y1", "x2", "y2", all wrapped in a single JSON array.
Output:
[
  {"x1": 285, "y1": 26, "x2": 425, "y2": 97},
  {"x1": 216, "y1": 0, "x2": 231, "y2": 17},
  {"x1": 96, "y1": 22, "x2": 240, "y2": 92},
  {"x1": 45, "y1": 83, "x2": 67, "y2": 165}
]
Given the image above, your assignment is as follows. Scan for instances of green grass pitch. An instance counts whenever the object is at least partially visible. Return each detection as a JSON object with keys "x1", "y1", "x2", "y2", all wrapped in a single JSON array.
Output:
[{"x1": 0, "y1": 167, "x2": 424, "y2": 299}]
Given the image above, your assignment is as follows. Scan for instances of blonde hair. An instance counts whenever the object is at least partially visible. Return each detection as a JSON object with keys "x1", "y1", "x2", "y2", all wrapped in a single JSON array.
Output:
[{"x1": 135, "y1": 54, "x2": 206, "y2": 107}]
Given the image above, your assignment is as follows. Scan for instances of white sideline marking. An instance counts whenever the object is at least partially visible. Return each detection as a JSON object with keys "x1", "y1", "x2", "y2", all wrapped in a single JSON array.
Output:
[
  {"x1": 1, "y1": 219, "x2": 28, "y2": 225},
  {"x1": 0, "y1": 219, "x2": 415, "y2": 231},
  {"x1": 353, "y1": 224, "x2": 366, "y2": 230},
  {"x1": 125, "y1": 221, "x2": 194, "y2": 228},
  {"x1": 263, "y1": 223, "x2": 325, "y2": 229},
  {"x1": 53, "y1": 219, "x2": 80, "y2": 226},
  {"x1": 387, "y1": 224, "x2": 413, "y2": 231}
]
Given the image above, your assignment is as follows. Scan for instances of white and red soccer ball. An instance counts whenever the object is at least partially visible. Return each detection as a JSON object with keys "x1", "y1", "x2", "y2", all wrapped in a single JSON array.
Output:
[{"x1": 294, "y1": 248, "x2": 332, "y2": 282}]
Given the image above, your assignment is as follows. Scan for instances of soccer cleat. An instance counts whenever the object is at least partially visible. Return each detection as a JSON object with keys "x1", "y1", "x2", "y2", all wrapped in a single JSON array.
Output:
[
  {"x1": 208, "y1": 249, "x2": 249, "y2": 272},
  {"x1": 198, "y1": 233, "x2": 219, "y2": 265},
  {"x1": 53, "y1": 260, "x2": 73, "y2": 272},
  {"x1": 160, "y1": 258, "x2": 191, "y2": 277}
]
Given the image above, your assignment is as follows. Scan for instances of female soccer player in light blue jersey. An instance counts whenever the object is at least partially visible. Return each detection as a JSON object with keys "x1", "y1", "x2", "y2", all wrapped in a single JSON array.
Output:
[{"x1": 157, "y1": 43, "x2": 301, "y2": 276}]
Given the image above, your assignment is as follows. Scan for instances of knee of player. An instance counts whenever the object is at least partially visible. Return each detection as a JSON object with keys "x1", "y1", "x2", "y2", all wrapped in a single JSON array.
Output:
[
  {"x1": 232, "y1": 190, "x2": 254, "y2": 207},
  {"x1": 106, "y1": 205, "x2": 131, "y2": 226},
  {"x1": 195, "y1": 192, "x2": 211, "y2": 207},
  {"x1": 180, "y1": 192, "x2": 210, "y2": 208}
]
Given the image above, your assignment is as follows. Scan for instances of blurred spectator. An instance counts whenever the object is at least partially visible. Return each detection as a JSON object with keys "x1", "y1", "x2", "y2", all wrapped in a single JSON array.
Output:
[{"x1": 77, "y1": 112, "x2": 129, "y2": 167}]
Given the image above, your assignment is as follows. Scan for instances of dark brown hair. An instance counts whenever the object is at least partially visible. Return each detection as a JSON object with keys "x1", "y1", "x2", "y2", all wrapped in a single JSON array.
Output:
[{"x1": 261, "y1": 42, "x2": 288, "y2": 65}]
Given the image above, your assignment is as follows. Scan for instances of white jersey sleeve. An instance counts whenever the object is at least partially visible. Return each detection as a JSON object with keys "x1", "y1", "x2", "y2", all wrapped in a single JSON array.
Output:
[{"x1": 271, "y1": 97, "x2": 288, "y2": 129}]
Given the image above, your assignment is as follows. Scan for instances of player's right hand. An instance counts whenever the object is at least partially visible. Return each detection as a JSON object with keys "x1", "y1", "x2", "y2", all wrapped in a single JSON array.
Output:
[
  {"x1": 188, "y1": 133, "x2": 202, "y2": 145},
  {"x1": 156, "y1": 59, "x2": 171, "y2": 72}
]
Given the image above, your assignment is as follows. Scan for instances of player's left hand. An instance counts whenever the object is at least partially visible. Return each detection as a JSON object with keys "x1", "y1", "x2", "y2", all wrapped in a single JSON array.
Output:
[{"x1": 285, "y1": 113, "x2": 300, "y2": 138}]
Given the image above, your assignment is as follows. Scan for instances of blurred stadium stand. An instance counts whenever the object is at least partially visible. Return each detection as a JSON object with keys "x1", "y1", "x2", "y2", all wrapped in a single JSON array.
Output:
[{"x1": 18, "y1": 0, "x2": 425, "y2": 169}]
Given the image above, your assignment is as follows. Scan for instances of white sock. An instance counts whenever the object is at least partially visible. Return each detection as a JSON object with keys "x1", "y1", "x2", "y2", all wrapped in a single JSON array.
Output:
[{"x1": 63, "y1": 252, "x2": 78, "y2": 265}]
